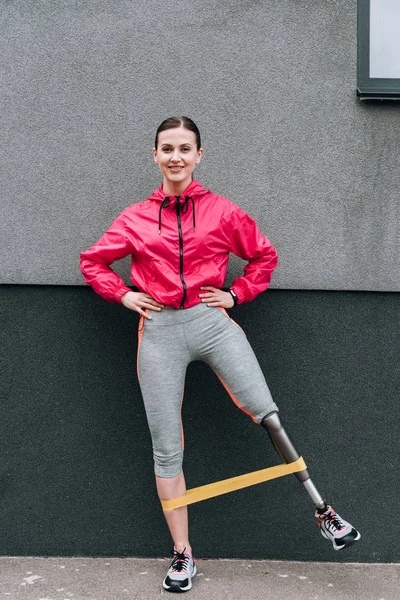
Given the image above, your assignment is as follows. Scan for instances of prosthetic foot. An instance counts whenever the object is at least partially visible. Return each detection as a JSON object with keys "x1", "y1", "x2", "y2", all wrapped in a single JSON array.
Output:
[{"x1": 261, "y1": 412, "x2": 360, "y2": 549}]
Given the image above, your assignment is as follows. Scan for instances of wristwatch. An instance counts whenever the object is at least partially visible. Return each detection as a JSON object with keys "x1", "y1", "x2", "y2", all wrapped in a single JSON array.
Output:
[{"x1": 228, "y1": 288, "x2": 238, "y2": 306}]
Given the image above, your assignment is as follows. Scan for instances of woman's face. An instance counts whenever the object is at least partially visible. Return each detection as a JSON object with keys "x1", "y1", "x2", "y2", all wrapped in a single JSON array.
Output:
[{"x1": 152, "y1": 127, "x2": 203, "y2": 194}]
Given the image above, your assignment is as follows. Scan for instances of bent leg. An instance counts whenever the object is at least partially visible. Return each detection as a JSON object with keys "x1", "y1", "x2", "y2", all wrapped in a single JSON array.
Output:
[
  {"x1": 196, "y1": 309, "x2": 278, "y2": 423},
  {"x1": 192, "y1": 309, "x2": 360, "y2": 549}
]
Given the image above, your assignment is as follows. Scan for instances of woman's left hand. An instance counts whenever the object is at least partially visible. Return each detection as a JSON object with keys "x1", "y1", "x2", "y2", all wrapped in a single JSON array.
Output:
[{"x1": 199, "y1": 286, "x2": 234, "y2": 308}]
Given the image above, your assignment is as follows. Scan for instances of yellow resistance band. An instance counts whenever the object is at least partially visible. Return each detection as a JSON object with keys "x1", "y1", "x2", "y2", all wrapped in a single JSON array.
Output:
[{"x1": 161, "y1": 456, "x2": 307, "y2": 511}]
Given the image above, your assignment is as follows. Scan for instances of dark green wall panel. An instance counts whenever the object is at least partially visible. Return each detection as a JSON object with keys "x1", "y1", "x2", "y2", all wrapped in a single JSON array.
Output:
[{"x1": 1, "y1": 286, "x2": 399, "y2": 561}]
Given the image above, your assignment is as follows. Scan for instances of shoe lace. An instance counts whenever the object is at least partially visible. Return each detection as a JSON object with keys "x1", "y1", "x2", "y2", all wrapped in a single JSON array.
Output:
[
  {"x1": 324, "y1": 511, "x2": 346, "y2": 533},
  {"x1": 171, "y1": 549, "x2": 190, "y2": 572}
]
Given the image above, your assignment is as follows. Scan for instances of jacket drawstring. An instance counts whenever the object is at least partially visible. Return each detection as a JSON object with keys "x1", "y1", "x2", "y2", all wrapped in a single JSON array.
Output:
[
  {"x1": 158, "y1": 197, "x2": 170, "y2": 234},
  {"x1": 181, "y1": 196, "x2": 196, "y2": 230},
  {"x1": 158, "y1": 195, "x2": 196, "y2": 234}
]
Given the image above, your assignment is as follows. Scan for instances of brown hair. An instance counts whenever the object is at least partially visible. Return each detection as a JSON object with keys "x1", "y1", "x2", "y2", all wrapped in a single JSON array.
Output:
[{"x1": 155, "y1": 116, "x2": 201, "y2": 150}]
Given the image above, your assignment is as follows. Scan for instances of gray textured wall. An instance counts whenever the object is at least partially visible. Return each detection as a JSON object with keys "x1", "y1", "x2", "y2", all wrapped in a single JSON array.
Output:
[{"x1": 1, "y1": 0, "x2": 399, "y2": 291}]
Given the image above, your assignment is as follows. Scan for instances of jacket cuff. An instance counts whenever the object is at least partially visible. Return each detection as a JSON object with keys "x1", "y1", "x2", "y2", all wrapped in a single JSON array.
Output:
[{"x1": 114, "y1": 286, "x2": 133, "y2": 303}]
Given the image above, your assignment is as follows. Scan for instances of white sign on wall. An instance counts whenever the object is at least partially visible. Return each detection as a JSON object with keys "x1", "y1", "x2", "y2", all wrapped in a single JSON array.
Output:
[{"x1": 370, "y1": 0, "x2": 400, "y2": 78}]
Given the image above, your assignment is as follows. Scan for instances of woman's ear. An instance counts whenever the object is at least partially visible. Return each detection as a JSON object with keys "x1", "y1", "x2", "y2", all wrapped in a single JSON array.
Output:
[
  {"x1": 152, "y1": 147, "x2": 158, "y2": 163},
  {"x1": 196, "y1": 148, "x2": 204, "y2": 165}
]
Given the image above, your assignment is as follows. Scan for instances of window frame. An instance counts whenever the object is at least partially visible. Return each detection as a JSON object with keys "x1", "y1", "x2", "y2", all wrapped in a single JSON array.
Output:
[{"x1": 357, "y1": 0, "x2": 400, "y2": 100}]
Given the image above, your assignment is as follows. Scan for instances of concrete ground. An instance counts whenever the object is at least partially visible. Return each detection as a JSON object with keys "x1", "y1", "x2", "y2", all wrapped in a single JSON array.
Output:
[{"x1": 1, "y1": 557, "x2": 399, "y2": 600}]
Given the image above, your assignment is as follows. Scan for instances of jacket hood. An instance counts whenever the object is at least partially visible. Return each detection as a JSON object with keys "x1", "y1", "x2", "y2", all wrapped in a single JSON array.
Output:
[
  {"x1": 148, "y1": 180, "x2": 212, "y2": 234},
  {"x1": 148, "y1": 179, "x2": 211, "y2": 203}
]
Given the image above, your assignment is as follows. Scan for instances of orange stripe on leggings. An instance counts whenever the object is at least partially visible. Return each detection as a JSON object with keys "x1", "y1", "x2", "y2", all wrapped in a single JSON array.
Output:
[
  {"x1": 180, "y1": 385, "x2": 185, "y2": 450},
  {"x1": 136, "y1": 314, "x2": 146, "y2": 382},
  {"x1": 216, "y1": 373, "x2": 259, "y2": 424}
]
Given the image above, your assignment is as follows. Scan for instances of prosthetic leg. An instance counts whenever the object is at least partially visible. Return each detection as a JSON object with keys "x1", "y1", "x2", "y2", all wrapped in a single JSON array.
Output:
[
  {"x1": 261, "y1": 412, "x2": 326, "y2": 508},
  {"x1": 261, "y1": 412, "x2": 361, "y2": 550}
]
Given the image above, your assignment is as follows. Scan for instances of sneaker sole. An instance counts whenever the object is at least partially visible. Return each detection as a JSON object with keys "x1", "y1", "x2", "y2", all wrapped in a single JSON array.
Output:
[
  {"x1": 163, "y1": 581, "x2": 192, "y2": 592},
  {"x1": 162, "y1": 565, "x2": 197, "y2": 592},
  {"x1": 321, "y1": 529, "x2": 361, "y2": 550}
]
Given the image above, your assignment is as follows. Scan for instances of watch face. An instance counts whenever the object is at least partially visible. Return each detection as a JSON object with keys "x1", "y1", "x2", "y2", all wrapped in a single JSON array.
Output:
[{"x1": 229, "y1": 290, "x2": 238, "y2": 304}]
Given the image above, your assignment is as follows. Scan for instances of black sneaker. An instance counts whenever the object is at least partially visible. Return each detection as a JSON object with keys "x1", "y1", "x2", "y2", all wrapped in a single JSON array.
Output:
[
  {"x1": 162, "y1": 549, "x2": 197, "y2": 593},
  {"x1": 316, "y1": 505, "x2": 361, "y2": 550}
]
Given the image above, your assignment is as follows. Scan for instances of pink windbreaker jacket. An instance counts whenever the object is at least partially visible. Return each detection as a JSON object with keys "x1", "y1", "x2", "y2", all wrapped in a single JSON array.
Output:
[{"x1": 80, "y1": 180, "x2": 278, "y2": 309}]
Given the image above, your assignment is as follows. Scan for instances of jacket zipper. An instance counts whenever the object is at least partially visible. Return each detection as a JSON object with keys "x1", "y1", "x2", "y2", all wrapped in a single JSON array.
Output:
[{"x1": 175, "y1": 196, "x2": 187, "y2": 309}]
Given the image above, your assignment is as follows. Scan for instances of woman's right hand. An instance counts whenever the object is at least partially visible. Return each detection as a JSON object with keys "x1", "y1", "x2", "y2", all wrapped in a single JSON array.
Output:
[{"x1": 121, "y1": 291, "x2": 164, "y2": 319}]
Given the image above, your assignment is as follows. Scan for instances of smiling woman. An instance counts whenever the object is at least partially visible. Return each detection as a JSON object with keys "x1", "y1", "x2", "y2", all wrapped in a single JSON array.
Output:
[{"x1": 80, "y1": 116, "x2": 360, "y2": 593}]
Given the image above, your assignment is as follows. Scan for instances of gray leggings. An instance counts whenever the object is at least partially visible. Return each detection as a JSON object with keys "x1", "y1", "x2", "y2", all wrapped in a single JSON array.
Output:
[{"x1": 137, "y1": 303, "x2": 278, "y2": 478}]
